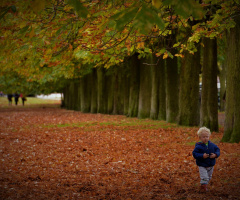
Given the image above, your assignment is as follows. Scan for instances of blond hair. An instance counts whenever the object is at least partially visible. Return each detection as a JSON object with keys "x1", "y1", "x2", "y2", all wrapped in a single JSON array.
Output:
[{"x1": 197, "y1": 127, "x2": 211, "y2": 136}]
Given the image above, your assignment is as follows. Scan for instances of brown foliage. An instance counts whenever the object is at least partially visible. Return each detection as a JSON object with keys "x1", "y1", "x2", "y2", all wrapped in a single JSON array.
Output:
[{"x1": 0, "y1": 107, "x2": 239, "y2": 199}]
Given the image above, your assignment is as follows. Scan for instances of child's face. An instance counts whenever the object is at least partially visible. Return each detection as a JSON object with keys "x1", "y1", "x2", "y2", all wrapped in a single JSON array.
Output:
[{"x1": 199, "y1": 131, "x2": 210, "y2": 144}]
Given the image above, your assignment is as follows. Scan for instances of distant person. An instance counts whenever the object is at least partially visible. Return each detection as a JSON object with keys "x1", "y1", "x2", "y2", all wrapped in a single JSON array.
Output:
[
  {"x1": 20, "y1": 94, "x2": 27, "y2": 106},
  {"x1": 7, "y1": 94, "x2": 13, "y2": 105},
  {"x1": 192, "y1": 127, "x2": 220, "y2": 192},
  {"x1": 0, "y1": 91, "x2": 3, "y2": 97},
  {"x1": 14, "y1": 93, "x2": 20, "y2": 105}
]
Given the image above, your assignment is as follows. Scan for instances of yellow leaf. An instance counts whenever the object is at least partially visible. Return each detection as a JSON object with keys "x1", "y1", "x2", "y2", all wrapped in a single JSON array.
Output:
[
  {"x1": 152, "y1": 0, "x2": 162, "y2": 9},
  {"x1": 163, "y1": 52, "x2": 168, "y2": 59},
  {"x1": 175, "y1": 54, "x2": 184, "y2": 58},
  {"x1": 137, "y1": 42, "x2": 144, "y2": 49}
]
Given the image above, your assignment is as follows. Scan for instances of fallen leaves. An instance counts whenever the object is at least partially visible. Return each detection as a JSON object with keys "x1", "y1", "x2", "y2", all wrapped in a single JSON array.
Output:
[{"x1": 0, "y1": 107, "x2": 239, "y2": 199}]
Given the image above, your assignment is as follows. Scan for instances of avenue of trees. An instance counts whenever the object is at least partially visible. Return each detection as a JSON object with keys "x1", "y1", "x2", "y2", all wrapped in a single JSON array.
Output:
[{"x1": 0, "y1": 0, "x2": 240, "y2": 142}]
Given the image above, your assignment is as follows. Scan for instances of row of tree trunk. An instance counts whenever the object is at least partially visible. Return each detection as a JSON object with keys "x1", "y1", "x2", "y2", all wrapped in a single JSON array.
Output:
[
  {"x1": 63, "y1": 54, "x2": 168, "y2": 119},
  {"x1": 63, "y1": 17, "x2": 240, "y2": 143},
  {"x1": 63, "y1": 39, "x2": 220, "y2": 130}
]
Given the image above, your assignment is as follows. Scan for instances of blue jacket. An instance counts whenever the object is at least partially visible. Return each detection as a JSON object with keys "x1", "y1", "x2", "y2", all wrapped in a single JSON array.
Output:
[{"x1": 192, "y1": 141, "x2": 220, "y2": 167}]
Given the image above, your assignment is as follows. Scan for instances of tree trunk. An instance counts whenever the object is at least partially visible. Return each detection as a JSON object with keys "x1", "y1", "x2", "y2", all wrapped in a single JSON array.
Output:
[
  {"x1": 178, "y1": 49, "x2": 200, "y2": 126},
  {"x1": 80, "y1": 75, "x2": 91, "y2": 113},
  {"x1": 63, "y1": 86, "x2": 68, "y2": 109},
  {"x1": 90, "y1": 69, "x2": 97, "y2": 113},
  {"x1": 113, "y1": 69, "x2": 124, "y2": 115},
  {"x1": 68, "y1": 81, "x2": 75, "y2": 110},
  {"x1": 158, "y1": 59, "x2": 166, "y2": 120},
  {"x1": 219, "y1": 63, "x2": 226, "y2": 112},
  {"x1": 123, "y1": 73, "x2": 130, "y2": 116},
  {"x1": 74, "y1": 80, "x2": 80, "y2": 111},
  {"x1": 150, "y1": 56, "x2": 159, "y2": 120},
  {"x1": 165, "y1": 53, "x2": 179, "y2": 123},
  {"x1": 106, "y1": 72, "x2": 115, "y2": 114},
  {"x1": 128, "y1": 54, "x2": 140, "y2": 117},
  {"x1": 97, "y1": 67, "x2": 105, "y2": 113},
  {"x1": 200, "y1": 38, "x2": 218, "y2": 132},
  {"x1": 222, "y1": 17, "x2": 240, "y2": 143},
  {"x1": 138, "y1": 57, "x2": 152, "y2": 119}
]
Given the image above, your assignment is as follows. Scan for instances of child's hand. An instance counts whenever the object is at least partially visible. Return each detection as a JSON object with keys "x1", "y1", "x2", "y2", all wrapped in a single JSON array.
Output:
[
  {"x1": 210, "y1": 153, "x2": 216, "y2": 158},
  {"x1": 203, "y1": 153, "x2": 209, "y2": 159}
]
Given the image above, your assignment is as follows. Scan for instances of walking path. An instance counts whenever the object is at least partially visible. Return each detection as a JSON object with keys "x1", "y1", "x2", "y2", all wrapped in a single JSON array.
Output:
[{"x1": 0, "y1": 107, "x2": 238, "y2": 199}]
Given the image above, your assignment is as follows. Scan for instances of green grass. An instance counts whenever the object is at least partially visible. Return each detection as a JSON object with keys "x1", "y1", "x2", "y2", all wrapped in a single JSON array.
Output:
[
  {"x1": 41, "y1": 119, "x2": 179, "y2": 131},
  {"x1": 99, "y1": 119, "x2": 177, "y2": 127},
  {"x1": 0, "y1": 97, "x2": 60, "y2": 108}
]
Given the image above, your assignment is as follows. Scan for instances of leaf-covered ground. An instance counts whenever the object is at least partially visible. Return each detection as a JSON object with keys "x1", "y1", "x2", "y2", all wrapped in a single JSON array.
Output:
[{"x1": 0, "y1": 106, "x2": 239, "y2": 199}]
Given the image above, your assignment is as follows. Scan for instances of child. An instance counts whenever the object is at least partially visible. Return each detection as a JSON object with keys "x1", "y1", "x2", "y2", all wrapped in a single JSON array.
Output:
[{"x1": 192, "y1": 127, "x2": 220, "y2": 192}]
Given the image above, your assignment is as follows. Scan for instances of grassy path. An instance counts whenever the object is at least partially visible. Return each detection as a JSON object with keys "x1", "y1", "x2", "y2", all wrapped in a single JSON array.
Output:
[{"x1": 0, "y1": 105, "x2": 239, "y2": 199}]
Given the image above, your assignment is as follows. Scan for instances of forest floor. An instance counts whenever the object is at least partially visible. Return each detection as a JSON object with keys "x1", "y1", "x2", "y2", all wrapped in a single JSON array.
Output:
[{"x1": 0, "y1": 100, "x2": 239, "y2": 199}]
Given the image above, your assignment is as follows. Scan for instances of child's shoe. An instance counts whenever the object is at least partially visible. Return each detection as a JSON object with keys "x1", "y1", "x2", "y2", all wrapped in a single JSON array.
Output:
[{"x1": 200, "y1": 184, "x2": 208, "y2": 192}]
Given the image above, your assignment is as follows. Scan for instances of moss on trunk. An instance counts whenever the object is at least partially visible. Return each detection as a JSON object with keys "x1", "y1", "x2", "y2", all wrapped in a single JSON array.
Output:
[
  {"x1": 150, "y1": 56, "x2": 159, "y2": 120},
  {"x1": 178, "y1": 49, "x2": 200, "y2": 126},
  {"x1": 113, "y1": 69, "x2": 124, "y2": 115},
  {"x1": 138, "y1": 57, "x2": 152, "y2": 119},
  {"x1": 106, "y1": 72, "x2": 115, "y2": 114},
  {"x1": 200, "y1": 38, "x2": 218, "y2": 132},
  {"x1": 68, "y1": 81, "x2": 75, "y2": 110},
  {"x1": 97, "y1": 67, "x2": 105, "y2": 113},
  {"x1": 80, "y1": 75, "x2": 91, "y2": 113},
  {"x1": 165, "y1": 53, "x2": 179, "y2": 123},
  {"x1": 74, "y1": 80, "x2": 80, "y2": 111},
  {"x1": 222, "y1": 17, "x2": 240, "y2": 143},
  {"x1": 90, "y1": 69, "x2": 97, "y2": 113},
  {"x1": 128, "y1": 54, "x2": 140, "y2": 117},
  {"x1": 158, "y1": 59, "x2": 166, "y2": 120},
  {"x1": 123, "y1": 73, "x2": 130, "y2": 116}
]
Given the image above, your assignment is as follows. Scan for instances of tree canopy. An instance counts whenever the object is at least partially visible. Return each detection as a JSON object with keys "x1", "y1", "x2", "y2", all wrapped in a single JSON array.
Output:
[{"x1": 1, "y1": 0, "x2": 239, "y2": 94}]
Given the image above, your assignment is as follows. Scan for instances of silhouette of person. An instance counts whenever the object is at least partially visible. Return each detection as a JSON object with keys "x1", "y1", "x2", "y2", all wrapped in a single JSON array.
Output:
[
  {"x1": 14, "y1": 93, "x2": 20, "y2": 105},
  {"x1": 7, "y1": 94, "x2": 13, "y2": 106},
  {"x1": 20, "y1": 94, "x2": 26, "y2": 106}
]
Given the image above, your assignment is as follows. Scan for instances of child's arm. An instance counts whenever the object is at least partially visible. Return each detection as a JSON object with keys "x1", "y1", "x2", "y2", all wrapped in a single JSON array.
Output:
[
  {"x1": 192, "y1": 145, "x2": 204, "y2": 159},
  {"x1": 214, "y1": 144, "x2": 220, "y2": 158},
  {"x1": 210, "y1": 144, "x2": 220, "y2": 158}
]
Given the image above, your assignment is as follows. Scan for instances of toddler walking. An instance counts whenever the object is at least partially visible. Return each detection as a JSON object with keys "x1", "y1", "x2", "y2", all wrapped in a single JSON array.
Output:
[{"x1": 192, "y1": 127, "x2": 220, "y2": 192}]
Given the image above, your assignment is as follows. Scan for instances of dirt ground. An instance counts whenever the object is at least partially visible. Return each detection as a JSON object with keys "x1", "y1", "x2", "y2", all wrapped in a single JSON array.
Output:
[{"x1": 0, "y1": 106, "x2": 239, "y2": 199}]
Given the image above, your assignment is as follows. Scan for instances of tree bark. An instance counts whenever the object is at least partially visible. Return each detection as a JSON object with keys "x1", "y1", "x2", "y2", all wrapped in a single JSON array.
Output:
[
  {"x1": 106, "y1": 72, "x2": 115, "y2": 114},
  {"x1": 200, "y1": 38, "x2": 218, "y2": 132},
  {"x1": 158, "y1": 59, "x2": 166, "y2": 120},
  {"x1": 138, "y1": 57, "x2": 152, "y2": 119},
  {"x1": 219, "y1": 62, "x2": 226, "y2": 112},
  {"x1": 123, "y1": 73, "x2": 130, "y2": 116},
  {"x1": 113, "y1": 71, "x2": 119, "y2": 115},
  {"x1": 222, "y1": 17, "x2": 240, "y2": 143},
  {"x1": 178, "y1": 49, "x2": 200, "y2": 126},
  {"x1": 80, "y1": 75, "x2": 91, "y2": 113},
  {"x1": 150, "y1": 56, "x2": 159, "y2": 120},
  {"x1": 63, "y1": 86, "x2": 69, "y2": 109},
  {"x1": 97, "y1": 67, "x2": 105, "y2": 113},
  {"x1": 74, "y1": 80, "x2": 80, "y2": 111},
  {"x1": 128, "y1": 54, "x2": 140, "y2": 117},
  {"x1": 165, "y1": 53, "x2": 179, "y2": 123},
  {"x1": 90, "y1": 69, "x2": 97, "y2": 113},
  {"x1": 68, "y1": 81, "x2": 75, "y2": 110}
]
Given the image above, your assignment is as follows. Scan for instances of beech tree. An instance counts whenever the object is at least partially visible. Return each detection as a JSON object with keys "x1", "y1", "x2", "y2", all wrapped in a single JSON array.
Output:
[{"x1": 222, "y1": 16, "x2": 240, "y2": 143}]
